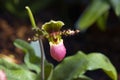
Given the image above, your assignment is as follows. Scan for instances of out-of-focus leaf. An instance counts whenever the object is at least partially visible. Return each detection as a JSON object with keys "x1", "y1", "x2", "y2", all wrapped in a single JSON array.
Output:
[
  {"x1": 6, "y1": 69, "x2": 36, "y2": 80},
  {"x1": 30, "y1": 40, "x2": 41, "y2": 58},
  {"x1": 76, "y1": 0, "x2": 110, "y2": 31},
  {"x1": 14, "y1": 39, "x2": 40, "y2": 63},
  {"x1": 51, "y1": 51, "x2": 88, "y2": 80},
  {"x1": 110, "y1": 0, "x2": 120, "y2": 16},
  {"x1": 24, "y1": 54, "x2": 40, "y2": 74},
  {"x1": 73, "y1": 75, "x2": 92, "y2": 80},
  {"x1": 0, "y1": 58, "x2": 22, "y2": 69},
  {"x1": 87, "y1": 53, "x2": 117, "y2": 80},
  {"x1": 0, "y1": 58, "x2": 37, "y2": 80},
  {"x1": 30, "y1": 40, "x2": 46, "y2": 59},
  {"x1": 96, "y1": 11, "x2": 109, "y2": 31},
  {"x1": 14, "y1": 39, "x2": 40, "y2": 73},
  {"x1": 1, "y1": 0, "x2": 53, "y2": 18}
]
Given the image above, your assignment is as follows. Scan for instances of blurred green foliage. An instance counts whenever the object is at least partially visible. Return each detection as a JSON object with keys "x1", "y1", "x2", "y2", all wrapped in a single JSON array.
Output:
[
  {"x1": 76, "y1": 0, "x2": 120, "y2": 31},
  {"x1": 0, "y1": 0, "x2": 53, "y2": 18},
  {"x1": 0, "y1": 0, "x2": 120, "y2": 31}
]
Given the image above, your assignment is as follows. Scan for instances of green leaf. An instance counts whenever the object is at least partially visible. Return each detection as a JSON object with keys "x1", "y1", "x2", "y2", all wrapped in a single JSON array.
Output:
[
  {"x1": 110, "y1": 0, "x2": 120, "y2": 16},
  {"x1": 73, "y1": 75, "x2": 92, "y2": 80},
  {"x1": 51, "y1": 51, "x2": 88, "y2": 80},
  {"x1": 0, "y1": 58, "x2": 23, "y2": 70},
  {"x1": 24, "y1": 53, "x2": 40, "y2": 74},
  {"x1": 87, "y1": 53, "x2": 117, "y2": 80},
  {"x1": 14, "y1": 39, "x2": 40, "y2": 63},
  {"x1": 76, "y1": 0, "x2": 110, "y2": 31},
  {"x1": 0, "y1": 58, "x2": 37, "y2": 80},
  {"x1": 45, "y1": 62, "x2": 53, "y2": 80},
  {"x1": 35, "y1": 61, "x2": 53, "y2": 80},
  {"x1": 51, "y1": 51, "x2": 117, "y2": 80},
  {"x1": 42, "y1": 20, "x2": 64, "y2": 33},
  {"x1": 6, "y1": 69, "x2": 36, "y2": 80},
  {"x1": 96, "y1": 11, "x2": 109, "y2": 31},
  {"x1": 14, "y1": 39, "x2": 40, "y2": 73}
]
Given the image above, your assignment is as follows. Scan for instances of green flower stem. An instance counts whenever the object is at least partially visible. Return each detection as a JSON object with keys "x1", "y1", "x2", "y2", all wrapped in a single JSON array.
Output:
[
  {"x1": 25, "y1": 6, "x2": 45, "y2": 80},
  {"x1": 25, "y1": 6, "x2": 37, "y2": 29},
  {"x1": 39, "y1": 39, "x2": 45, "y2": 80}
]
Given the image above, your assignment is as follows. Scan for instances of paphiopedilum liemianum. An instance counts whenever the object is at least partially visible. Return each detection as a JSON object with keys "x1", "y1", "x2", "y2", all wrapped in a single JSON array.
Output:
[{"x1": 42, "y1": 20, "x2": 66, "y2": 62}]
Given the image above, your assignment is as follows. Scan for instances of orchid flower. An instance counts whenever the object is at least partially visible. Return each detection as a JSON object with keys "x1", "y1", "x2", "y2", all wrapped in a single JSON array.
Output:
[{"x1": 42, "y1": 20, "x2": 66, "y2": 61}]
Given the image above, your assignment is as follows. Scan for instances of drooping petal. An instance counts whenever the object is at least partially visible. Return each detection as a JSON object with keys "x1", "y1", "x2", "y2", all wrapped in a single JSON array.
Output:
[{"x1": 49, "y1": 39, "x2": 66, "y2": 62}]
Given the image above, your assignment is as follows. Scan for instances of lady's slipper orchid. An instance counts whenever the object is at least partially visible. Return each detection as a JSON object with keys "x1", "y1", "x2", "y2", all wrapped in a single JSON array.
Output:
[
  {"x1": 42, "y1": 20, "x2": 66, "y2": 61},
  {"x1": 0, "y1": 70, "x2": 7, "y2": 80}
]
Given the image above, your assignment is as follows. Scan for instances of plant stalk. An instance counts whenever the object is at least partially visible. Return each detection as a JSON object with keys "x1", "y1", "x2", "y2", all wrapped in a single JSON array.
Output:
[
  {"x1": 39, "y1": 39, "x2": 45, "y2": 80},
  {"x1": 25, "y1": 6, "x2": 37, "y2": 29},
  {"x1": 26, "y1": 6, "x2": 45, "y2": 80}
]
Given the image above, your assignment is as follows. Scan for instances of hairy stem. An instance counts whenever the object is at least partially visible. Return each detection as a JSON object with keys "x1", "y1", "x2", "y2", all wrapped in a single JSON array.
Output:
[{"x1": 39, "y1": 39, "x2": 45, "y2": 80}]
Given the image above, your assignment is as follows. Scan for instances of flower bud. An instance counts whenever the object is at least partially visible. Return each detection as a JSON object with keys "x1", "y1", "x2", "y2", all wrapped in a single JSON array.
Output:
[
  {"x1": 49, "y1": 39, "x2": 66, "y2": 62},
  {"x1": 0, "y1": 70, "x2": 7, "y2": 80}
]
